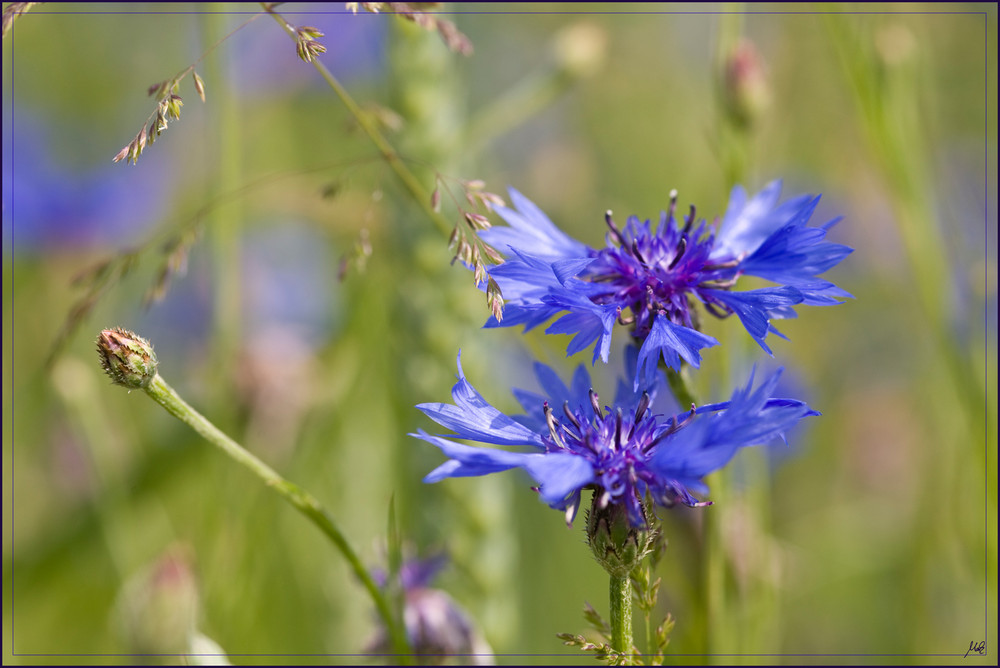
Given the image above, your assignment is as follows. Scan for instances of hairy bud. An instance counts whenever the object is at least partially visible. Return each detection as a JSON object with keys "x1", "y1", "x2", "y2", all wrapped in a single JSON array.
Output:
[
  {"x1": 722, "y1": 39, "x2": 770, "y2": 128},
  {"x1": 97, "y1": 327, "x2": 158, "y2": 389},
  {"x1": 586, "y1": 494, "x2": 652, "y2": 577}
]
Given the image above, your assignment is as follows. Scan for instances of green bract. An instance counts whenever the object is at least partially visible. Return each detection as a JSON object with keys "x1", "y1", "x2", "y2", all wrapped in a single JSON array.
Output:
[{"x1": 587, "y1": 495, "x2": 652, "y2": 578}]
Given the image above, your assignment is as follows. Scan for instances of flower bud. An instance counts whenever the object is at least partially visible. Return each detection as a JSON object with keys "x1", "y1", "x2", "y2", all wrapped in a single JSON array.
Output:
[
  {"x1": 722, "y1": 39, "x2": 771, "y2": 128},
  {"x1": 586, "y1": 494, "x2": 652, "y2": 577},
  {"x1": 115, "y1": 545, "x2": 199, "y2": 655},
  {"x1": 553, "y1": 22, "x2": 607, "y2": 79},
  {"x1": 875, "y1": 24, "x2": 916, "y2": 69},
  {"x1": 96, "y1": 327, "x2": 158, "y2": 389}
]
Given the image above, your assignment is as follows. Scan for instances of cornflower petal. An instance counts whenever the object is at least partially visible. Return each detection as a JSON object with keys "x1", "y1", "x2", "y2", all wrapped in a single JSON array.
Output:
[
  {"x1": 416, "y1": 353, "x2": 545, "y2": 447},
  {"x1": 511, "y1": 361, "x2": 594, "y2": 431},
  {"x1": 701, "y1": 287, "x2": 803, "y2": 354},
  {"x1": 484, "y1": 249, "x2": 570, "y2": 330},
  {"x1": 650, "y1": 368, "x2": 818, "y2": 480},
  {"x1": 552, "y1": 257, "x2": 599, "y2": 284},
  {"x1": 545, "y1": 297, "x2": 618, "y2": 364},
  {"x1": 522, "y1": 455, "x2": 596, "y2": 505},
  {"x1": 482, "y1": 187, "x2": 589, "y2": 259},
  {"x1": 413, "y1": 354, "x2": 817, "y2": 526},
  {"x1": 713, "y1": 180, "x2": 814, "y2": 259},
  {"x1": 634, "y1": 314, "x2": 719, "y2": 389},
  {"x1": 741, "y1": 219, "x2": 855, "y2": 285},
  {"x1": 478, "y1": 182, "x2": 852, "y2": 371},
  {"x1": 415, "y1": 431, "x2": 542, "y2": 481},
  {"x1": 790, "y1": 280, "x2": 855, "y2": 305}
]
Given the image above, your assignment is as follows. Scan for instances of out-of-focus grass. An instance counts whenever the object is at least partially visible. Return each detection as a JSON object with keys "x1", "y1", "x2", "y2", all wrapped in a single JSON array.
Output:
[{"x1": 4, "y1": 3, "x2": 996, "y2": 665}]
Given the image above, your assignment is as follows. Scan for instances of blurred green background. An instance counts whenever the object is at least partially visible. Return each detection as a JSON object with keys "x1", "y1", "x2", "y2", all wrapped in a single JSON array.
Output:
[{"x1": 3, "y1": 2, "x2": 997, "y2": 665}]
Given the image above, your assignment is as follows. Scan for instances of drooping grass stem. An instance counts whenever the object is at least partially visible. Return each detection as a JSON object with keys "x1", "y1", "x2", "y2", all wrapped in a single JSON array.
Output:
[
  {"x1": 141, "y1": 372, "x2": 412, "y2": 660},
  {"x1": 263, "y1": 5, "x2": 453, "y2": 239}
]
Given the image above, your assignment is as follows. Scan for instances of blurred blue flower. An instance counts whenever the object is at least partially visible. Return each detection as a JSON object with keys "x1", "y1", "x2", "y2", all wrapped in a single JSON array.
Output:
[
  {"x1": 480, "y1": 182, "x2": 854, "y2": 388},
  {"x1": 230, "y1": 11, "x2": 386, "y2": 96},
  {"x1": 371, "y1": 551, "x2": 449, "y2": 592},
  {"x1": 369, "y1": 552, "x2": 493, "y2": 663},
  {"x1": 412, "y1": 350, "x2": 818, "y2": 527},
  {"x1": 3, "y1": 114, "x2": 170, "y2": 251}
]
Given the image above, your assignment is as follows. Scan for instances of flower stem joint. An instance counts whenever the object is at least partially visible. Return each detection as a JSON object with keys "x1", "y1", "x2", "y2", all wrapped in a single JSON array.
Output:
[{"x1": 97, "y1": 327, "x2": 158, "y2": 390}]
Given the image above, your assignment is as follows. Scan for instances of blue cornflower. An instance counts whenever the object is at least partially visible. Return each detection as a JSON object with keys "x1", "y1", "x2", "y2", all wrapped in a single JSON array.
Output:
[
  {"x1": 412, "y1": 352, "x2": 818, "y2": 527},
  {"x1": 371, "y1": 552, "x2": 450, "y2": 592},
  {"x1": 480, "y1": 182, "x2": 853, "y2": 388},
  {"x1": 368, "y1": 552, "x2": 493, "y2": 662}
]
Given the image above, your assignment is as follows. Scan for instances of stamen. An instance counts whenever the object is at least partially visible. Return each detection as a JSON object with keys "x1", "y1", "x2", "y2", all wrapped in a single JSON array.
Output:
[
  {"x1": 565, "y1": 502, "x2": 577, "y2": 527},
  {"x1": 633, "y1": 392, "x2": 650, "y2": 424},
  {"x1": 631, "y1": 239, "x2": 648, "y2": 266},
  {"x1": 561, "y1": 423, "x2": 579, "y2": 442},
  {"x1": 679, "y1": 405, "x2": 697, "y2": 427},
  {"x1": 614, "y1": 408, "x2": 623, "y2": 451},
  {"x1": 626, "y1": 420, "x2": 636, "y2": 441},
  {"x1": 646, "y1": 429, "x2": 671, "y2": 451},
  {"x1": 668, "y1": 189, "x2": 678, "y2": 218},
  {"x1": 599, "y1": 490, "x2": 612, "y2": 508},
  {"x1": 698, "y1": 276, "x2": 738, "y2": 289},
  {"x1": 702, "y1": 301, "x2": 731, "y2": 319},
  {"x1": 589, "y1": 389, "x2": 603, "y2": 419},
  {"x1": 543, "y1": 402, "x2": 567, "y2": 449},
  {"x1": 562, "y1": 401, "x2": 581, "y2": 431},
  {"x1": 578, "y1": 435, "x2": 601, "y2": 455},
  {"x1": 646, "y1": 406, "x2": 698, "y2": 451},
  {"x1": 667, "y1": 237, "x2": 687, "y2": 270},
  {"x1": 605, "y1": 210, "x2": 628, "y2": 248},
  {"x1": 682, "y1": 204, "x2": 696, "y2": 235},
  {"x1": 643, "y1": 286, "x2": 662, "y2": 319},
  {"x1": 702, "y1": 259, "x2": 740, "y2": 271}
]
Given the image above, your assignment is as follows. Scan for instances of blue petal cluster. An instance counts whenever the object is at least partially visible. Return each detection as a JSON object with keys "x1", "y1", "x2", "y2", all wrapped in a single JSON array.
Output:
[
  {"x1": 480, "y1": 182, "x2": 853, "y2": 388},
  {"x1": 371, "y1": 552, "x2": 448, "y2": 591},
  {"x1": 411, "y1": 353, "x2": 818, "y2": 527},
  {"x1": 368, "y1": 553, "x2": 493, "y2": 659}
]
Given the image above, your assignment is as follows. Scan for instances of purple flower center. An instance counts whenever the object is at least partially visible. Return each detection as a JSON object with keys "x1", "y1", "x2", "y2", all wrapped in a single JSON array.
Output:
[
  {"x1": 581, "y1": 206, "x2": 740, "y2": 340},
  {"x1": 540, "y1": 391, "x2": 699, "y2": 523}
]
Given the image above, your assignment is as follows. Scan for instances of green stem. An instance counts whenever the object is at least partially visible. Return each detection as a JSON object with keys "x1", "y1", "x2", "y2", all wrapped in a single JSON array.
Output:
[
  {"x1": 643, "y1": 605, "x2": 652, "y2": 661},
  {"x1": 715, "y1": 5, "x2": 752, "y2": 190},
  {"x1": 463, "y1": 67, "x2": 574, "y2": 156},
  {"x1": 609, "y1": 573, "x2": 633, "y2": 656},
  {"x1": 825, "y1": 13, "x2": 985, "y2": 433},
  {"x1": 702, "y1": 472, "x2": 725, "y2": 659},
  {"x1": 665, "y1": 366, "x2": 698, "y2": 409},
  {"x1": 142, "y1": 374, "x2": 412, "y2": 660},
  {"x1": 263, "y1": 5, "x2": 452, "y2": 237},
  {"x1": 663, "y1": 360, "x2": 722, "y2": 658},
  {"x1": 204, "y1": 7, "x2": 242, "y2": 422}
]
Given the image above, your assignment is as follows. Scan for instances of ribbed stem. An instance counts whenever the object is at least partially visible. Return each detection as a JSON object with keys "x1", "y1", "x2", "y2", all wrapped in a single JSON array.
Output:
[
  {"x1": 142, "y1": 374, "x2": 411, "y2": 660},
  {"x1": 610, "y1": 573, "x2": 633, "y2": 655}
]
